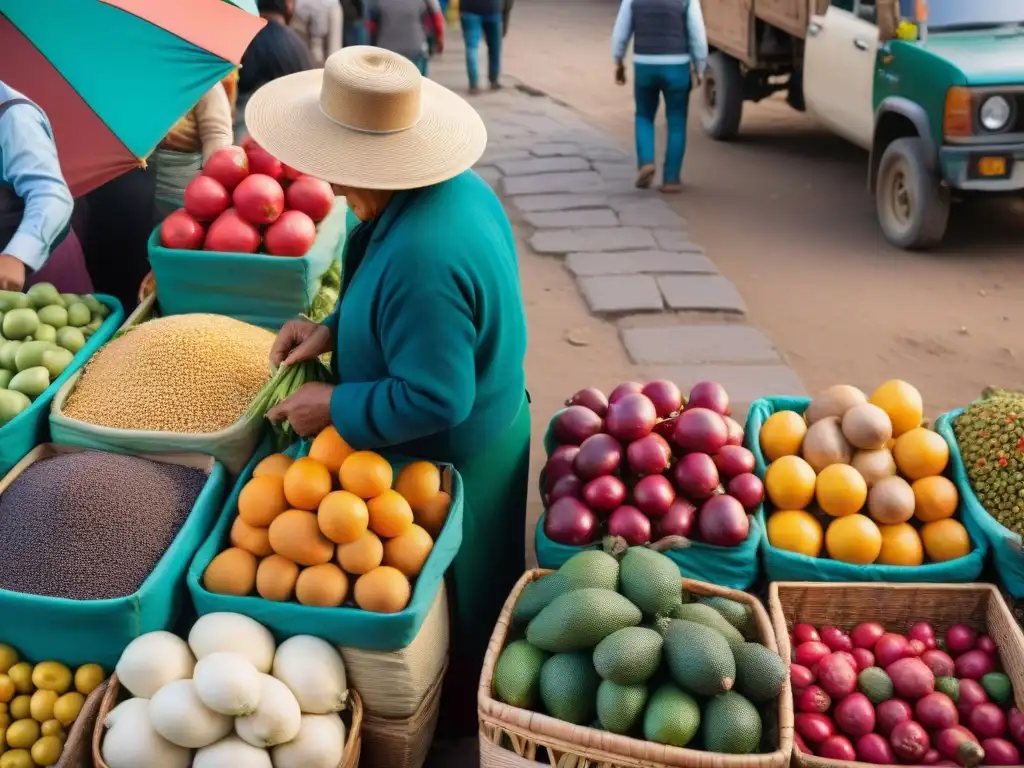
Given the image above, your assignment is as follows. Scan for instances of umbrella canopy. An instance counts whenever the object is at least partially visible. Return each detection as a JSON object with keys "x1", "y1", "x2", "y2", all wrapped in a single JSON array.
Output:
[{"x1": 0, "y1": 0, "x2": 265, "y2": 196}]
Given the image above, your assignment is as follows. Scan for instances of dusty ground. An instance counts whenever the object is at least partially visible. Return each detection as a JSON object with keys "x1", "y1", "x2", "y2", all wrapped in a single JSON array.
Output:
[{"x1": 501, "y1": 0, "x2": 1024, "y2": 418}]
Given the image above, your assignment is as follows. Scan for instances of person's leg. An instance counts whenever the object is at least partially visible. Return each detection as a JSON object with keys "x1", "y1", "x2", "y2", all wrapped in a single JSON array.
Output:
[
  {"x1": 660, "y1": 63, "x2": 691, "y2": 191},
  {"x1": 460, "y1": 13, "x2": 483, "y2": 92},
  {"x1": 481, "y1": 13, "x2": 503, "y2": 88},
  {"x1": 633, "y1": 63, "x2": 660, "y2": 188},
  {"x1": 413, "y1": 54, "x2": 429, "y2": 75}
]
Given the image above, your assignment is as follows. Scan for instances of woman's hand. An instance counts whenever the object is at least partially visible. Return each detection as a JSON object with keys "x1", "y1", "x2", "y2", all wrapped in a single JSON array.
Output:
[
  {"x1": 267, "y1": 382, "x2": 334, "y2": 437},
  {"x1": 270, "y1": 319, "x2": 333, "y2": 368}
]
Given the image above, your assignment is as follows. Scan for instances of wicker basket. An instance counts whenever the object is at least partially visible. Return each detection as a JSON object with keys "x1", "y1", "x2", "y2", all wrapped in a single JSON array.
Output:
[
  {"x1": 138, "y1": 271, "x2": 156, "y2": 305},
  {"x1": 769, "y1": 581, "x2": 1024, "y2": 768},
  {"x1": 54, "y1": 679, "x2": 108, "y2": 768},
  {"x1": 479, "y1": 569, "x2": 794, "y2": 768},
  {"x1": 360, "y1": 659, "x2": 448, "y2": 768},
  {"x1": 91, "y1": 673, "x2": 363, "y2": 767}
]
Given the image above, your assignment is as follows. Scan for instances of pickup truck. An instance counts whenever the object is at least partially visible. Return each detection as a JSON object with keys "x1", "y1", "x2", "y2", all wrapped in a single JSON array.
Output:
[{"x1": 700, "y1": 0, "x2": 1024, "y2": 250}]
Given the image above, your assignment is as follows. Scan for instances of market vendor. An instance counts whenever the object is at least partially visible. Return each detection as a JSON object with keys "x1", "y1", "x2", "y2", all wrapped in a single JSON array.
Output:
[{"x1": 252, "y1": 46, "x2": 529, "y2": 734}]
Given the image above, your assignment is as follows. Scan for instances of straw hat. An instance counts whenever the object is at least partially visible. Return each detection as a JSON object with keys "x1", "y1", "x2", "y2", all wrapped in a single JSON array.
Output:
[{"x1": 245, "y1": 46, "x2": 487, "y2": 190}]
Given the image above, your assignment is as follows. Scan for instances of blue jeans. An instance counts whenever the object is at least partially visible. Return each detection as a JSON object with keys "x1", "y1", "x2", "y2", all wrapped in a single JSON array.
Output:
[
  {"x1": 461, "y1": 12, "x2": 502, "y2": 89},
  {"x1": 343, "y1": 20, "x2": 368, "y2": 47},
  {"x1": 634, "y1": 62, "x2": 691, "y2": 184},
  {"x1": 413, "y1": 54, "x2": 428, "y2": 75}
]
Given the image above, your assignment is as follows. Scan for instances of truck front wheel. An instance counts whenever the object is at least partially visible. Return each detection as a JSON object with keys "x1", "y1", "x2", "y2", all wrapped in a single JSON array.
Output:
[
  {"x1": 700, "y1": 52, "x2": 743, "y2": 141},
  {"x1": 875, "y1": 137, "x2": 950, "y2": 250}
]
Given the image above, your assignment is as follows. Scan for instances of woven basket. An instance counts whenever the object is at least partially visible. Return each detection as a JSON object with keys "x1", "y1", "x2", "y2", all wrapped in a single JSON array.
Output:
[
  {"x1": 91, "y1": 673, "x2": 363, "y2": 767},
  {"x1": 54, "y1": 679, "x2": 108, "y2": 768},
  {"x1": 360, "y1": 659, "x2": 448, "y2": 768},
  {"x1": 769, "y1": 581, "x2": 1024, "y2": 768},
  {"x1": 479, "y1": 569, "x2": 794, "y2": 768},
  {"x1": 138, "y1": 271, "x2": 156, "y2": 305}
]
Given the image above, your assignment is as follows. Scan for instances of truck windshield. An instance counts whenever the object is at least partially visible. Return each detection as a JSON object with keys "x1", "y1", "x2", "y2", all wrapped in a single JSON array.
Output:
[{"x1": 908, "y1": 0, "x2": 1024, "y2": 29}]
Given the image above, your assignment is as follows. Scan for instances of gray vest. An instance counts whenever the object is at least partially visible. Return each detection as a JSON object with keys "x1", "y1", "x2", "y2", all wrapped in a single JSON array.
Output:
[{"x1": 632, "y1": 0, "x2": 690, "y2": 56}]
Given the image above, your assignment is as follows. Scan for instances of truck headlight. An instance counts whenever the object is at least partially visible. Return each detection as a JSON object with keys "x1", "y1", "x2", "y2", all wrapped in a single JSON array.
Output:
[{"x1": 980, "y1": 96, "x2": 1012, "y2": 132}]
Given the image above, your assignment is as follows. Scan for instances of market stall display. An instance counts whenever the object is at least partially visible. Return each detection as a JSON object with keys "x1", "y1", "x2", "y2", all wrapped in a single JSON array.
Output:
[
  {"x1": 770, "y1": 581, "x2": 1024, "y2": 768},
  {"x1": 939, "y1": 389, "x2": 1024, "y2": 600},
  {"x1": 148, "y1": 144, "x2": 347, "y2": 331},
  {"x1": 0, "y1": 287, "x2": 124, "y2": 477},
  {"x1": 538, "y1": 379, "x2": 764, "y2": 589},
  {"x1": 49, "y1": 313, "x2": 274, "y2": 473},
  {"x1": 188, "y1": 431, "x2": 465, "y2": 650},
  {"x1": 0, "y1": 643, "x2": 106, "y2": 768},
  {"x1": 0, "y1": 444, "x2": 227, "y2": 668},
  {"x1": 480, "y1": 549, "x2": 792, "y2": 767},
  {"x1": 94, "y1": 613, "x2": 361, "y2": 768},
  {"x1": 747, "y1": 381, "x2": 986, "y2": 582}
]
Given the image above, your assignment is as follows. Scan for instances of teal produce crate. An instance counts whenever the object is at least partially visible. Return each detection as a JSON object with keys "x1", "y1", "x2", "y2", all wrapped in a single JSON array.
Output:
[
  {"x1": 0, "y1": 294, "x2": 123, "y2": 477},
  {"x1": 0, "y1": 444, "x2": 228, "y2": 669},
  {"x1": 188, "y1": 437, "x2": 464, "y2": 651},
  {"x1": 147, "y1": 197, "x2": 348, "y2": 331},
  {"x1": 746, "y1": 396, "x2": 987, "y2": 582},
  {"x1": 538, "y1": 409, "x2": 763, "y2": 590},
  {"x1": 937, "y1": 408, "x2": 1024, "y2": 598}
]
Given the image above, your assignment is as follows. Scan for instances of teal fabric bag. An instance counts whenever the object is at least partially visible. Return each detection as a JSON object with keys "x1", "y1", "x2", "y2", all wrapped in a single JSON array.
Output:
[
  {"x1": 537, "y1": 410, "x2": 762, "y2": 590},
  {"x1": 188, "y1": 437, "x2": 465, "y2": 651},
  {"x1": 0, "y1": 447, "x2": 227, "y2": 668},
  {"x1": 937, "y1": 409, "x2": 1024, "y2": 597},
  {"x1": 0, "y1": 294, "x2": 124, "y2": 477},
  {"x1": 746, "y1": 397, "x2": 987, "y2": 583},
  {"x1": 147, "y1": 198, "x2": 348, "y2": 331}
]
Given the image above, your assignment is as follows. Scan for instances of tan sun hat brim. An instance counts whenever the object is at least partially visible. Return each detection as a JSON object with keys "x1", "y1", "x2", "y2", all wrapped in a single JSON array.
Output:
[{"x1": 245, "y1": 68, "x2": 488, "y2": 190}]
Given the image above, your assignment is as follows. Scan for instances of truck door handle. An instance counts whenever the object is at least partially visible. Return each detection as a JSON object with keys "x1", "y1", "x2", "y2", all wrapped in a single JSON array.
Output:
[
  {"x1": 853, "y1": 37, "x2": 869, "y2": 50},
  {"x1": 808, "y1": 22, "x2": 822, "y2": 35}
]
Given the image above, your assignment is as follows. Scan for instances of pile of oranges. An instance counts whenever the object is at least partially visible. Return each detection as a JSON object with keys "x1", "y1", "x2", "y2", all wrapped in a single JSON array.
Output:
[{"x1": 202, "y1": 425, "x2": 452, "y2": 613}]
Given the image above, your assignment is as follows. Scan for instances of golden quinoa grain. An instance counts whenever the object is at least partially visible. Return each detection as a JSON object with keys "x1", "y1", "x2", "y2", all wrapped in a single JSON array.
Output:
[{"x1": 63, "y1": 314, "x2": 274, "y2": 433}]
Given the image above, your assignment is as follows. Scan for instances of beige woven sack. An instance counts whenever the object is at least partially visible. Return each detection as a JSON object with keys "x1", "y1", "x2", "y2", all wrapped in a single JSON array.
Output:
[{"x1": 359, "y1": 659, "x2": 447, "y2": 768}]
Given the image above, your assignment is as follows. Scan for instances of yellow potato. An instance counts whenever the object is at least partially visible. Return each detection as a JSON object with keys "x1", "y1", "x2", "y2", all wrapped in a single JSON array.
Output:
[
  {"x1": 73, "y1": 664, "x2": 104, "y2": 696},
  {"x1": 29, "y1": 689, "x2": 58, "y2": 722},
  {"x1": 53, "y1": 692, "x2": 84, "y2": 727},
  {"x1": 31, "y1": 663, "x2": 71, "y2": 695}
]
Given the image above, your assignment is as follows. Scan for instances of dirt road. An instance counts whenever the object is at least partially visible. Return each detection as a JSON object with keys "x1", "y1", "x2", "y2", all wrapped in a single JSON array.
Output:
[{"x1": 500, "y1": 0, "x2": 1024, "y2": 417}]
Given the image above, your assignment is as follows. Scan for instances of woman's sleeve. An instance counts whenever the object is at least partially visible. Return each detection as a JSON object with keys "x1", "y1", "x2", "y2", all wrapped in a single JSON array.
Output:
[
  {"x1": 195, "y1": 83, "x2": 234, "y2": 162},
  {"x1": 329, "y1": 256, "x2": 477, "y2": 450}
]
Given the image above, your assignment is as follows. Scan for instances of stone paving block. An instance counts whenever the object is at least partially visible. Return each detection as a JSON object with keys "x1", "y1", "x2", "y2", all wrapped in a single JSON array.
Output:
[
  {"x1": 585, "y1": 145, "x2": 631, "y2": 162},
  {"x1": 474, "y1": 166, "x2": 502, "y2": 186},
  {"x1": 578, "y1": 275, "x2": 664, "y2": 314},
  {"x1": 616, "y1": 204, "x2": 689, "y2": 229},
  {"x1": 497, "y1": 156, "x2": 590, "y2": 176},
  {"x1": 657, "y1": 275, "x2": 748, "y2": 313},
  {"x1": 594, "y1": 161, "x2": 636, "y2": 180},
  {"x1": 621, "y1": 325, "x2": 780, "y2": 365},
  {"x1": 524, "y1": 208, "x2": 619, "y2": 228},
  {"x1": 647, "y1": 364, "x2": 807, "y2": 412},
  {"x1": 501, "y1": 113, "x2": 567, "y2": 133},
  {"x1": 532, "y1": 143, "x2": 581, "y2": 157},
  {"x1": 565, "y1": 250, "x2": 715, "y2": 276},
  {"x1": 478, "y1": 149, "x2": 530, "y2": 165},
  {"x1": 510, "y1": 193, "x2": 610, "y2": 212},
  {"x1": 655, "y1": 228, "x2": 703, "y2": 250},
  {"x1": 606, "y1": 191, "x2": 665, "y2": 209},
  {"x1": 502, "y1": 171, "x2": 605, "y2": 195},
  {"x1": 530, "y1": 226, "x2": 657, "y2": 254}
]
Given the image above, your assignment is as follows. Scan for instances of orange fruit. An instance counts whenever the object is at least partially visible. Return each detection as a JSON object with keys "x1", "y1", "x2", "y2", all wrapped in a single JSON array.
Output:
[
  {"x1": 237, "y1": 475, "x2": 289, "y2": 527},
  {"x1": 295, "y1": 563, "x2": 349, "y2": 607},
  {"x1": 384, "y1": 524, "x2": 435, "y2": 578},
  {"x1": 283, "y1": 457, "x2": 334, "y2": 510},
  {"x1": 354, "y1": 566, "x2": 412, "y2": 613},
  {"x1": 759, "y1": 411, "x2": 808, "y2": 462},
  {"x1": 767, "y1": 510, "x2": 823, "y2": 557},
  {"x1": 203, "y1": 548, "x2": 257, "y2": 596},
  {"x1": 336, "y1": 531, "x2": 384, "y2": 575},
  {"x1": 414, "y1": 491, "x2": 451, "y2": 537},
  {"x1": 893, "y1": 428, "x2": 950, "y2": 481},
  {"x1": 921, "y1": 518, "x2": 971, "y2": 562},
  {"x1": 230, "y1": 516, "x2": 273, "y2": 557},
  {"x1": 253, "y1": 453, "x2": 294, "y2": 479},
  {"x1": 816, "y1": 463, "x2": 868, "y2": 517},
  {"x1": 318, "y1": 491, "x2": 369, "y2": 545},
  {"x1": 825, "y1": 514, "x2": 882, "y2": 564},
  {"x1": 308, "y1": 426, "x2": 354, "y2": 474},
  {"x1": 869, "y1": 379, "x2": 923, "y2": 437},
  {"x1": 256, "y1": 554, "x2": 300, "y2": 602},
  {"x1": 268, "y1": 509, "x2": 335, "y2": 566},
  {"x1": 765, "y1": 455, "x2": 816, "y2": 510},
  {"x1": 913, "y1": 475, "x2": 959, "y2": 522},
  {"x1": 394, "y1": 461, "x2": 442, "y2": 511},
  {"x1": 339, "y1": 451, "x2": 393, "y2": 499},
  {"x1": 367, "y1": 490, "x2": 414, "y2": 538},
  {"x1": 877, "y1": 522, "x2": 924, "y2": 566}
]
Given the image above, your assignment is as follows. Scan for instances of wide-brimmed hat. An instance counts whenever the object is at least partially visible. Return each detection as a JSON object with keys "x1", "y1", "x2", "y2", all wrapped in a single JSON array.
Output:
[{"x1": 245, "y1": 46, "x2": 487, "y2": 190}]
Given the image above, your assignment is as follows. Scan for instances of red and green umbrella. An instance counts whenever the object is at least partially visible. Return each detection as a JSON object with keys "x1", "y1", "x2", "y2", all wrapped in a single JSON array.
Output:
[{"x1": 0, "y1": 0, "x2": 266, "y2": 196}]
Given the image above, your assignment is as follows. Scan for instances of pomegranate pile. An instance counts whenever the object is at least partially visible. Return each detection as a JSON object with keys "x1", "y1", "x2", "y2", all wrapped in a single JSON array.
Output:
[
  {"x1": 791, "y1": 621, "x2": 1022, "y2": 766},
  {"x1": 159, "y1": 142, "x2": 335, "y2": 257},
  {"x1": 542, "y1": 380, "x2": 764, "y2": 548}
]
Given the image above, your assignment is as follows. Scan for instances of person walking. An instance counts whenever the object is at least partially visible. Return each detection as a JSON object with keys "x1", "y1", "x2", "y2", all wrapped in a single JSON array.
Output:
[
  {"x1": 366, "y1": 0, "x2": 444, "y2": 75},
  {"x1": 460, "y1": 0, "x2": 513, "y2": 94},
  {"x1": 341, "y1": 0, "x2": 368, "y2": 46},
  {"x1": 292, "y1": 0, "x2": 344, "y2": 66},
  {"x1": 0, "y1": 81, "x2": 74, "y2": 291},
  {"x1": 612, "y1": 0, "x2": 708, "y2": 193}
]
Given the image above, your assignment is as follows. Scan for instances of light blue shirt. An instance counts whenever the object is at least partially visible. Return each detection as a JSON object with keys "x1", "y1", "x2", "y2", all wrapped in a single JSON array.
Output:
[
  {"x1": 612, "y1": 0, "x2": 709, "y2": 71},
  {"x1": 0, "y1": 82, "x2": 74, "y2": 271}
]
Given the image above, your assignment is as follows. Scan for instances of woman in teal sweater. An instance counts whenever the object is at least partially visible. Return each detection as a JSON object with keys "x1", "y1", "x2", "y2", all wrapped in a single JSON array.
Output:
[{"x1": 250, "y1": 46, "x2": 529, "y2": 733}]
